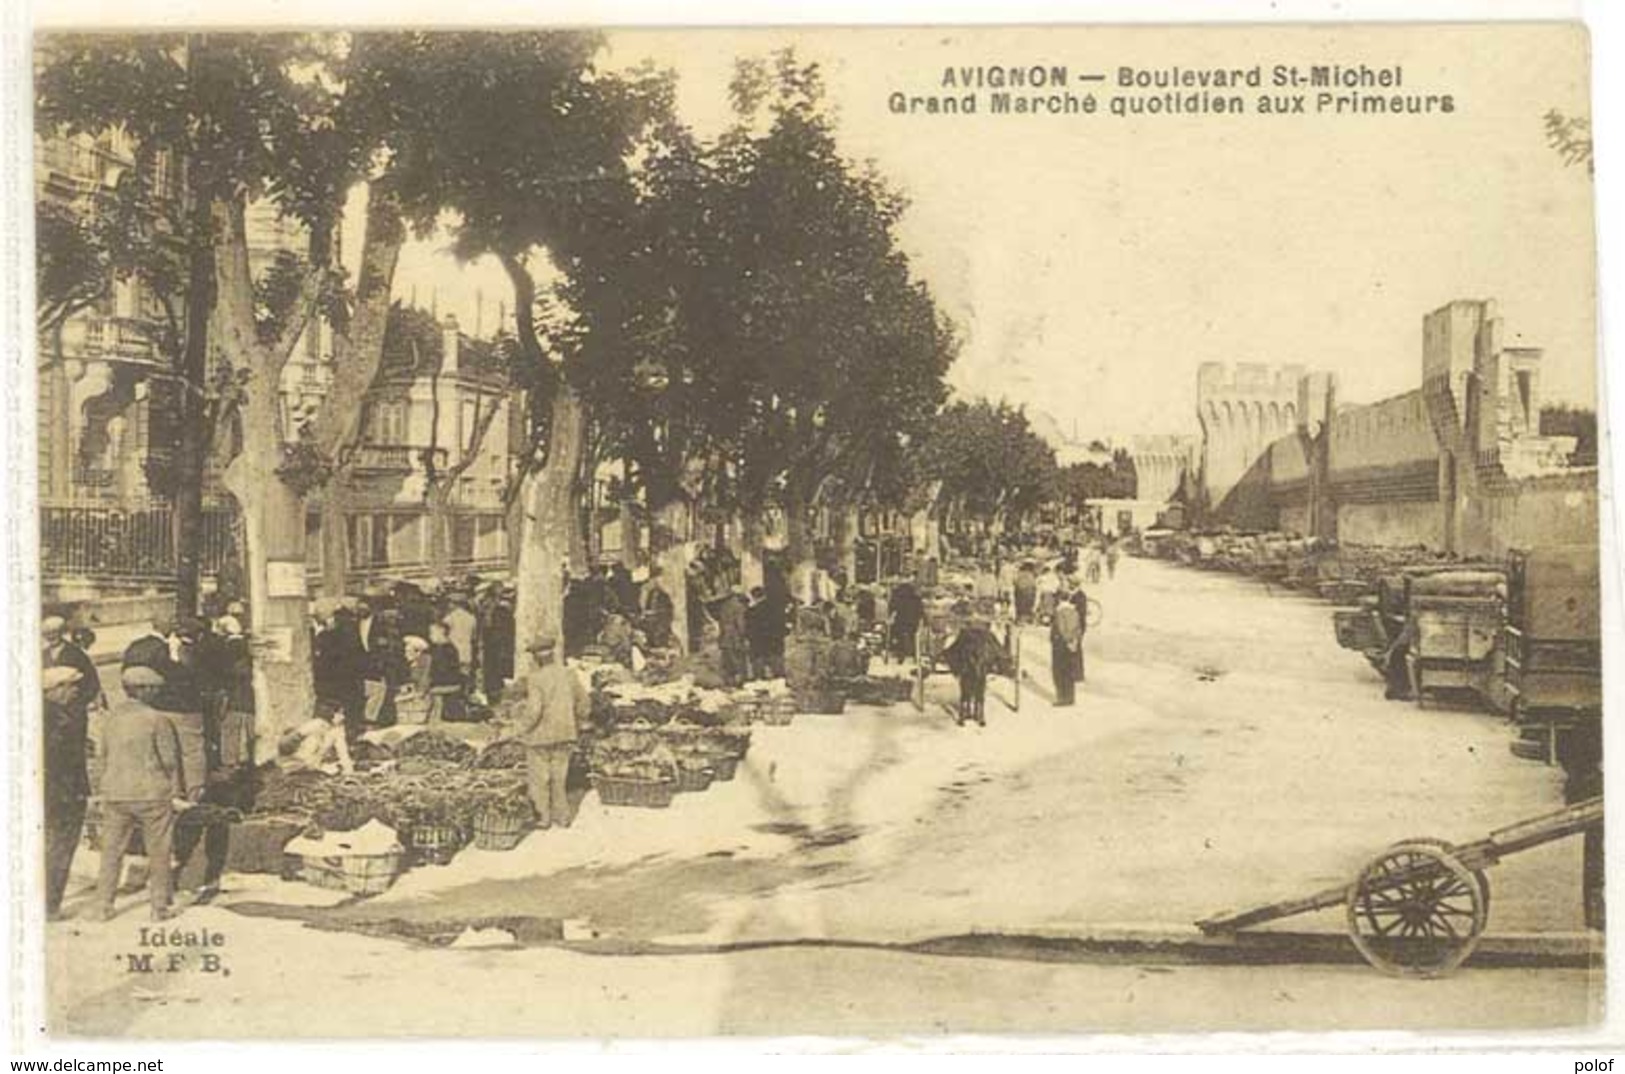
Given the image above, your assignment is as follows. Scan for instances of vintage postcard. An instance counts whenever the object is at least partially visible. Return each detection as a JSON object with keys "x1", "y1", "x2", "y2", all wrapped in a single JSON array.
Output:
[{"x1": 19, "y1": 19, "x2": 1604, "y2": 1041}]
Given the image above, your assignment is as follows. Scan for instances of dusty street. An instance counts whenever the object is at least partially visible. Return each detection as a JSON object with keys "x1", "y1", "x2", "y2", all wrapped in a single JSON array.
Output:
[{"x1": 47, "y1": 557, "x2": 1598, "y2": 1037}]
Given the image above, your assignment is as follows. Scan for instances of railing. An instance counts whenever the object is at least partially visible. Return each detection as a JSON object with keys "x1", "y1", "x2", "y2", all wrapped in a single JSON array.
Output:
[
  {"x1": 71, "y1": 467, "x2": 117, "y2": 489},
  {"x1": 40, "y1": 498, "x2": 511, "y2": 592},
  {"x1": 40, "y1": 500, "x2": 236, "y2": 587},
  {"x1": 350, "y1": 445, "x2": 416, "y2": 472}
]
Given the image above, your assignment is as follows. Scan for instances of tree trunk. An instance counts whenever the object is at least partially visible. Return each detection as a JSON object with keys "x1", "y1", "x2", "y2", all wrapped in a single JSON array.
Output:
[
  {"x1": 618, "y1": 499, "x2": 644, "y2": 569},
  {"x1": 835, "y1": 505, "x2": 859, "y2": 588},
  {"x1": 654, "y1": 498, "x2": 691, "y2": 656},
  {"x1": 210, "y1": 198, "x2": 325, "y2": 748},
  {"x1": 224, "y1": 388, "x2": 314, "y2": 748},
  {"x1": 740, "y1": 509, "x2": 766, "y2": 592},
  {"x1": 172, "y1": 179, "x2": 216, "y2": 619},
  {"x1": 513, "y1": 383, "x2": 587, "y2": 661},
  {"x1": 571, "y1": 485, "x2": 592, "y2": 571},
  {"x1": 319, "y1": 477, "x2": 350, "y2": 598},
  {"x1": 427, "y1": 481, "x2": 455, "y2": 579},
  {"x1": 785, "y1": 490, "x2": 816, "y2": 605}
]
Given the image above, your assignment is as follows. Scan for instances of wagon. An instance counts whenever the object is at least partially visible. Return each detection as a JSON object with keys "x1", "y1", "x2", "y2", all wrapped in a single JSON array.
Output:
[
  {"x1": 1405, "y1": 570, "x2": 1504, "y2": 708},
  {"x1": 1197, "y1": 797, "x2": 1603, "y2": 978},
  {"x1": 1503, "y1": 545, "x2": 1602, "y2": 762},
  {"x1": 913, "y1": 602, "x2": 1022, "y2": 712}
]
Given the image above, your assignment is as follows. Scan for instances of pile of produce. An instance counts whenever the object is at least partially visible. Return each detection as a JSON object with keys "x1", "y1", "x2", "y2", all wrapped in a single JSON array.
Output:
[
  {"x1": 395, "y1": 729, "x2": 477, "y2": 766},
  {"x1": 349, "y1": 739, "x2": 396, "y2": 769},
  {"x1": 471, "y1": 738, "x2": 528, "y2": 770},
  {"x1": 589, "y1": 722, "x2": 678, "y2": 783},
  {"x1": 591, "y1": 676, "x2": 746, "y2": 730},
  {"x1": 251, "y1": 754, "x2": 529, "y2": 837}
]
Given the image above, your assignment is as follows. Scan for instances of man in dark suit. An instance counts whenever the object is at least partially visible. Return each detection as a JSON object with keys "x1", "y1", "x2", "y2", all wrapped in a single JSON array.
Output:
[
  {"x1": 122, "y1": 617, "x2": 199, "y2": 713},
  {"x1": 43, "y1": 615, "x2": 100, "y2": 919}
]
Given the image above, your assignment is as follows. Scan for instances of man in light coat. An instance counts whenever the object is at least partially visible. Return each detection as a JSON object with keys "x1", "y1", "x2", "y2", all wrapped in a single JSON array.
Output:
[
  {"x1": 93, "y1": 666, "x2": 188, "y2": 922},
  {"x1": 513, "y1": 637, "x2": 590, "y2": 829}
]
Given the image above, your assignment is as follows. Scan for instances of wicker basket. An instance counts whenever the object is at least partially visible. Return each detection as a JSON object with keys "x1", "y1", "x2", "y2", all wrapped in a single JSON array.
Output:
[
  {"x1": 674, "y1": 762, "x2": 714, "y2": 794},
  {"x1": 758, "y1": 697, "x2": 797, "y2": 726},
  {"x1": 594, "y1": 775, "x2": 676, "y2": 809},
  {"x1": 710, "y1": 755, "x2": 740, "y2": 782},
  {"x1": 795, "y1": 688, "x2": 846, "y2": 715},
  {"x1": 297, "y1": 850, "x2": 404, "y2": 896},
  {"x1": 408, "y1": 824, "x2": 465, "y2": 866},
  {"x1": 472, "y1": 809, "x2": 531, "y2": 852}
]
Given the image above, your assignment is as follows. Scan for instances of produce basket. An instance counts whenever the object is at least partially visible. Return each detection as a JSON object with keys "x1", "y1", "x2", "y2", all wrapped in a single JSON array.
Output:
[
  {"x1": 408, "y1": 823, "x2": 466, "y2": 866},
  {"x1": 674, "y1": 761, "x2": 714, "y2": 794},
  {"x1": 710, "y1": 755, "x2": 740, "y2": 782},
  {"x1": 594, "y1": 775, "x2": 676, "y2": 809},
  {"x1": 472, "y1": 806, "x2": 532, "y2": 851},
  {"x1": 796, "y1": 688, "x2": 847, "y2": 715},
  {"x1": 758, "y1": 696, "x2": 798, "y2": 726},
  {"x1": 297, "y1": 849, "x2": 405, "y2": 896}
]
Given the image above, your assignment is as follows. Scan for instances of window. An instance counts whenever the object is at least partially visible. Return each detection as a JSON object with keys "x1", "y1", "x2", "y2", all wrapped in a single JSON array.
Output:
[{"x1": 370, "y1": 400, "x2": 408, "y2": 444}]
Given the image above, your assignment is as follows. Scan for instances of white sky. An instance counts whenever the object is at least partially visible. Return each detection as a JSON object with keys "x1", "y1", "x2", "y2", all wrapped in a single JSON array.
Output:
[{"x1": 376, "y1": 23, "x2": 1597, "y2": 444}]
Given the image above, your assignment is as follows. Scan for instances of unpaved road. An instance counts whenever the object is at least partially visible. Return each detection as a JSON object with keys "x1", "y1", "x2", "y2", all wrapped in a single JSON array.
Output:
[{"x1": 46, "y1": 557, "x2": 1598, "y2": 1037}]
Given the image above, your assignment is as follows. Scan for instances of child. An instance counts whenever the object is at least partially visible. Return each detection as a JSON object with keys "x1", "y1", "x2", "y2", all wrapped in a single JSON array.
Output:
[{"x1": 395, "y1": 635, "x2": 431, "y2": 724}]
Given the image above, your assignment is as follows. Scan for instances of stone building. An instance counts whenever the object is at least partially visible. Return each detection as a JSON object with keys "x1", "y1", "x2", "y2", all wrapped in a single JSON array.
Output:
[
  {"x1": 35, "y1": 125, "x2": 516, "y2": 604},
  {"x1": 1195, "y1": 362, "x2": 1304, "y2": 515}
]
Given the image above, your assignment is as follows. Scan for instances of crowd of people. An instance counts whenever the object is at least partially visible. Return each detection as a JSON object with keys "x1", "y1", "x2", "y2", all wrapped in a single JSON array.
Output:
[
  {"x1": 309, "y1": 577, "x2": 516, "y2": 735},
  {"x1": 934, "y1": 533, "x2": 1125, "y2": 726},
  {"x1": 42, "y1": 601, "x2": 259, "y2": 923},
  {"x1": 40, "y1": 531, "x2": 1125, "y2": 922}
]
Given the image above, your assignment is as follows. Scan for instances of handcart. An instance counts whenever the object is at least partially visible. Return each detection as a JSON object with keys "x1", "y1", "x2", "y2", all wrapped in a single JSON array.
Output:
[
  {"x1": 914, "y1": 599, "x2": 1022, "y2": 713},
  {"x1": 1196, "y1": 797, "x2": 1603, "y2": 978}
]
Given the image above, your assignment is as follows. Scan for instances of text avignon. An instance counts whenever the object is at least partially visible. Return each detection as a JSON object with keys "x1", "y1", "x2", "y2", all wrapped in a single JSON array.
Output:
[{"x1": 941, "y1": 65, "x2": 1070, "y2": 88}]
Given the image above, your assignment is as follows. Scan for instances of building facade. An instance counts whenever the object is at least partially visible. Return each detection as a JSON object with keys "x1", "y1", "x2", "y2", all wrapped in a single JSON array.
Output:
[{"x1": 36, "y1": 127, "x2": 516, "y2": 604}]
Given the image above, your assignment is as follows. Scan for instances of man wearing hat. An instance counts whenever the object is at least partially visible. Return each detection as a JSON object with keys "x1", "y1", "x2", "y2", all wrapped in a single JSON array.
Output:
[
  {"x1": 512, "y1": 637, "x2": 589, "y2": 830},
  {"x1": 42, "y1": 661, "x2": 88, "y2": 918},
  {"x1": 93, "y1": 666, "x2": 189, "y2": 922},
  {"x1": 43, "y1": 616, "x2": 101, "y2": 917},
  {"x1": 121, "y1": 616, "x2": 199, "y2": 713}
]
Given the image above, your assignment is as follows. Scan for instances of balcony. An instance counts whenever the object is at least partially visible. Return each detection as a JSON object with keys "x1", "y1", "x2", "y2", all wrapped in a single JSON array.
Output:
[
  {"x1": 349, "y1": 444, "x2": 453, "y2": 475},
  {"x1": 71, "y1": 467, "x2": 118, "y2": 490},
  {"x1": 351, "y1": 445, "x2": 415, "y2": 473}
]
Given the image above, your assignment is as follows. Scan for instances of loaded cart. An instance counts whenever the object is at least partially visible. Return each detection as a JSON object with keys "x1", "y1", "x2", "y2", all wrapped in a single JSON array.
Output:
[
  {"x1": 915, "y1": 597, "x2": 1022, "y2": 713},
  {"x1": 1404, "y1": 569, "x2": 1505, "y2": 708},
  {"x1": 1503, "y1": 544, "x2": 1602, "y2": 763},
  {"x1": 1197, "y1": 797, "x2": 1603, "y2": 978}
]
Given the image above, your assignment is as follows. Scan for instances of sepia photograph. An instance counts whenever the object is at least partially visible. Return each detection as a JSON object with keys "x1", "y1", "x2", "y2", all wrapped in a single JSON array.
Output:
[{"x1": 14, "y1": 17, "x2": 1608, "y2": 1043}]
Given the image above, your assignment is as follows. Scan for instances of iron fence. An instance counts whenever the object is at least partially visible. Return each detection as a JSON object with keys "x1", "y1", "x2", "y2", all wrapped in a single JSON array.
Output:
[
  {"x1": 40, "y1": 499, "x2": 237, "y2": 587},
  {"x1": 40, "y1": 498, "x2": 509, "y2": 591}
]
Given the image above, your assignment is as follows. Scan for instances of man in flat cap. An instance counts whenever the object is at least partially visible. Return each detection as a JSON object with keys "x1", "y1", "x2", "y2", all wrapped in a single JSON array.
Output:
[
  {"x1": 511, "y1": 637, "x2": 589, "y2": 830},
  {"x1": 92, "y1": 666, "x2": 188, "y2": 922},
  {"x1": 42, "y1": 654, "x2": 91, "y2": 919}
]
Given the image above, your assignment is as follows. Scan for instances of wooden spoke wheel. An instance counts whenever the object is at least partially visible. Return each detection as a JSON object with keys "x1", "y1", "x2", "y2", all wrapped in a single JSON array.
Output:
[
  {"x1": 1346, "y1": 841, "x2": 1488, "y2": 978},
  {"x1": 1387, "y1": 837, "x2": 1491, "y2": 919}
]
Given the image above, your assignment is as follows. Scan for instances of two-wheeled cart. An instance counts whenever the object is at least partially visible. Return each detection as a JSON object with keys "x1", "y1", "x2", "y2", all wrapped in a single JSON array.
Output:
[{"x1": 1196, "y1": 797, "x2": 1603, "y2": 978}]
